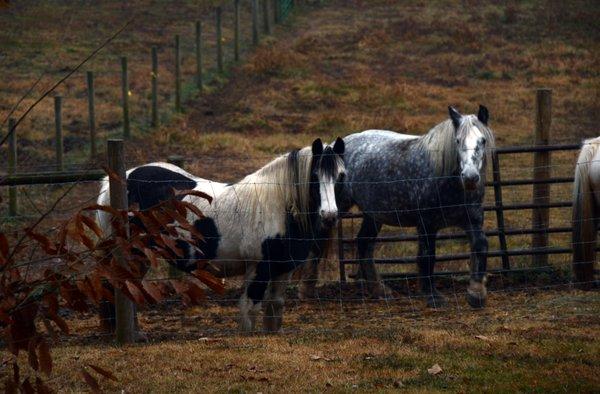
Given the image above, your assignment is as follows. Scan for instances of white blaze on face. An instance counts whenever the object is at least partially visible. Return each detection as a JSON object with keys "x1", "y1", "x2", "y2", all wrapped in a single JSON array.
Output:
[
  {"x1": 459, "y1": 118, "x2": 485, "y2": 183},
  {"x1": 319, "y1": 173, "x2": 338, "y2": 221}
]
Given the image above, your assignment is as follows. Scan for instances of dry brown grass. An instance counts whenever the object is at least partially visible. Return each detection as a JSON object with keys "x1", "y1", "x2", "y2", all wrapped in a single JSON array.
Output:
[{"x1": 3, "y1": 289, "x2": 598, "y2": 392}]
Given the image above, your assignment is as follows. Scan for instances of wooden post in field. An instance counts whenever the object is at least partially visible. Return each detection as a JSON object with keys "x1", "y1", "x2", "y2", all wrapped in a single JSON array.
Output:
[
  {"x1": 195, "y1": 21, "x2": 203, "y2": 90},
  {"x1": 121, "y1": 57, "x2": 131, "y2": 139},
  {"x1": 273, "y1": 0, "x2": 281, "y2": 24},
  {"x1": 107, "y1": 139, "x2": 136, "y2": 345},
  {"x1": 262, "y1": 0, "x2": 272, "y2": 35},
  {"x1": 175, "y1": 35, "x2": 182, "y2": 112},
  {"x1": 531, "y1": 88, "x2": 552, "y2": 267},
  {"x1": 216, "y1": 7, "x2": 223, "y2": 73},
  {"x1": 7, "y1": 118, "x2": 17, "y2": 216},
  {"x1": 151, "y1": 46, "x2": 159, "y2": 127},
  {"x1": 86, "y1": 71, "x2": 97, "y2": 159},
  {"x1": 234, "y1": 0, "x2": 241, "y2": 62},
  {"x1": 54, "y1": 96, "x2": 64, "y2": 171},
  {"x1": 251, "y1": 0, "x2": 259, "y2": 45},
  {"x1": 167, "y1": 154, "x2": 185, "y2": 279}
]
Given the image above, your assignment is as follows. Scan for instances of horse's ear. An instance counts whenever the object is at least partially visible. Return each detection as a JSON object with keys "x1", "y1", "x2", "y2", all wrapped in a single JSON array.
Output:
[
  {"x1": 332, "y1": 137, "x2": 345, "y2": 156},
  {"x1": 448, "y1": 106, "x2": 462, "y2": 129},
  {"x1": 477, "y1": 104, "x2": 489, "y2": 125},
  {"x1": 312, "y1": 138, "x2": 323, "y2": 156}
]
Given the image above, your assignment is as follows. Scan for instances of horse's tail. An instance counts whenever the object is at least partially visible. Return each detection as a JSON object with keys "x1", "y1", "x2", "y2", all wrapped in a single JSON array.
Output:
[{"x1": 572, "y1": 142, "x2": 597, "y2": 289}]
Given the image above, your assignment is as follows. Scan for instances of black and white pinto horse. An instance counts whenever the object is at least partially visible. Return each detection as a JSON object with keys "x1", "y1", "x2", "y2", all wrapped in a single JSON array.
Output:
[
  {"x1": 309, "y1": 106, "x2": 495, "y2": 308},
  {"x1": 97, "y1": 138, "x2": 346, "y2": 332}
]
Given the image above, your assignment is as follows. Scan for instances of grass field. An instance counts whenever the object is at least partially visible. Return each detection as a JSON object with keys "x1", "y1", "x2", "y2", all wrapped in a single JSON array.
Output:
[
  {"x1": 22, "y1": 287, "x2": 600, "y2": 392},
  {"x1": 1, "y1": 0, "x2": 599, "y2": 392}
]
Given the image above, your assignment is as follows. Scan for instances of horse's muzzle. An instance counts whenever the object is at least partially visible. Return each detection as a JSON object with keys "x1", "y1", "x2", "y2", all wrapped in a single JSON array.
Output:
[
  {"x1": 462, "y1": 173, "x2": 480, "y2": 191},
  {"x1": 321, "y1": 214, "x2": 338, "y2": 228}
]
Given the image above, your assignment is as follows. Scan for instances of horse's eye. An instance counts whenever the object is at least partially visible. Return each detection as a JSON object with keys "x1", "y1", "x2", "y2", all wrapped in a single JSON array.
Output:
[
  {"x1": 338, "y1": 173, "x2": 346, "y2": 182},
  {"x1": 456, "y1": 138, "x2": 460, "y2": 145},
  {"x1": 481, "y1": 138, "x2": 486, "y2": 145}
]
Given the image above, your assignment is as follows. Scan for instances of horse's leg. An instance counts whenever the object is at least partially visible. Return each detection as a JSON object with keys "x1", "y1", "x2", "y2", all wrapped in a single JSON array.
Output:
[
  {"x1": 465, "y1": 225, "x2": 488, "y2": 308},
  {"x1": 238, "y1": 267, "x2": 261, "y2": 332},
  {"x1": 298, "y1": 253, "x2": 319, "y2": 300},
  {"x1": 263, "y1": 272, "x2": 292, "y2": 333},
  {"x1": 356, "y1": 216, "x2": 384, "y2": 297},
  {"x1": 299, "y1": 232, "x2": 330, "y2": 300},
  {"x1": 417, "y1": 230, "x2": 446, "y2": 308}
]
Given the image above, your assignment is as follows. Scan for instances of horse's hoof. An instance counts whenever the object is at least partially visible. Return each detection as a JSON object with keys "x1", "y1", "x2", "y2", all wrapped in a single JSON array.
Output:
[
  {"x1": 467, "y1": 281, "x2": 487, "y2": 309},
  {"x1": 426, "y1": 294, "x2": 447, "y2": 309},
  {"x1": 298, "y1": 287, "x2": 316, "y2": 301}
]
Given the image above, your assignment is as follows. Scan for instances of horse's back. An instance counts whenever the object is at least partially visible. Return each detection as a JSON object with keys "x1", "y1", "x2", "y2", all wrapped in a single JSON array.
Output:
[
  {"x1": 346, "y1": 129, "x2": 419, "y2": 144},
  {"x1": 126, "y1": 162, "x2": 199, "y2": 210}
]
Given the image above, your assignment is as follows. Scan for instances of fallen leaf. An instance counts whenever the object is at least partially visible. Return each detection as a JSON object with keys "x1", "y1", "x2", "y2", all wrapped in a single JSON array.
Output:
[
  {"x1": 310, "y1": 355, "x2": 322, "y2": 361},
  {"x1": 393, "y1": 380, "x2": 404, "y2": 388},
  {"x1": 427, "y1": 363, "x2": 443, "y2": 375},
  {"x1": 475, "y1": 335, "x2": 490, "y2": 341}
]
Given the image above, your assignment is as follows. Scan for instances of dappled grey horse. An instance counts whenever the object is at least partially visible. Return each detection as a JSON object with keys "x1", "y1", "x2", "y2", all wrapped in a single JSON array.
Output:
[{"x1": 303, "y1": 106, "x2": 495, "y2": 308}]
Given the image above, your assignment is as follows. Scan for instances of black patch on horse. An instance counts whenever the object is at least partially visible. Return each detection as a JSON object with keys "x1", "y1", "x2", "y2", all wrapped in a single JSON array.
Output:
[
  {"x1": 247, "y1": 214, "x2": 317, "y2": 303},
  {"x1": 127, "y1": 165, "x2": 197, "y2": 210}
]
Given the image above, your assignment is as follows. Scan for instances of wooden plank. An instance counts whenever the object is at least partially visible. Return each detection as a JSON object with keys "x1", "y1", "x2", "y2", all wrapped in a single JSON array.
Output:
[
  {"x1": 86, "y1": 71, "x2": 97, "y2": 158},
  {"x1": 107, "y1": 139, "x2": 136, "y2": 344},
  {"x1": 532, "y1": 89, "x2": 552, "y2": 267},
  {"x1": 175, "y1": 35, "x2": 182, "y2": 112},
  {"x1": 121, "y1": 57, "x2": 130, "y2": 138},
  {"x1": 54, "y1": 96, "x2": 64, "y2": 171},
  {"x1": 251, "y1": 0, "x2": 259, "y2": 45},
  {"x1": 215, "y1": 7, "x2": 223, "y2": 73},
  {"x1": 234, "y1": 0, "x2": 241, "y2": 62},
  {"x1": 151, "y1": 46, "x2": 159, "y2": 127}
]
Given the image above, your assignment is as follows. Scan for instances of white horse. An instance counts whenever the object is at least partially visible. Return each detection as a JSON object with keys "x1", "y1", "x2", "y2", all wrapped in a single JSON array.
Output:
[
  {"x1": 572, "y1": 136, "x2": 600, "y2": 289},
  {"x1": 97, "y1": 138, "x2": 346, "y2": 332}
]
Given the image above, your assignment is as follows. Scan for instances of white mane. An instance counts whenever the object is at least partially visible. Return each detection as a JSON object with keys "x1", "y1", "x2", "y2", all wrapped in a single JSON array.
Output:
[{"x1": 230, "y1": 147, "x2": 314, "y2": 231}]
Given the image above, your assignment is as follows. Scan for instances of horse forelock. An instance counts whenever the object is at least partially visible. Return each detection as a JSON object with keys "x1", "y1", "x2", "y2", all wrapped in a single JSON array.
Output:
[{"x1": 419, "y1": 116, "x2": 495, "y2": 177}]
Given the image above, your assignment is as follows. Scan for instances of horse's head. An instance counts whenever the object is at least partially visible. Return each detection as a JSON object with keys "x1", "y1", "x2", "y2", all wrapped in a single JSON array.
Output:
[
  {"x1": 448, "y1": 105, "x2": 492, "y2": 191},
  {"x1": 310, "y1": 137, "x2": 346, "y2": 227}
]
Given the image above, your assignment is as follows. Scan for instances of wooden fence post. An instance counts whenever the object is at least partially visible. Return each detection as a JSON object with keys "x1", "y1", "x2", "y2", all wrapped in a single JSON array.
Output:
[
  {"x1": 195, "y1": 21, "x2": 203, "y2": 90},
  {"x1": 273, "y1": 0, "x2": 281, "y2": 24},
  {"x1": 7, "y1": 118, "x2": 17, "y2": 216},
  {"x1": 175, "y1": 35, "x2": 182, "y2": 112},
  {"x1": 121, "y1": 57, "x2": 130, "y2": 139},
  {"x1": 532, "y1": 88, "x2": 552, "y2": 266},
  {"x1": 86, "y1": 71, "x2": 97, "y2": 159},
  {"x1": 251, "y1": 0, "x2": 259, "y2": 45},
  {"x1": 107, "y1": 139, "x2": 136, "y2": 344},
  {"x1": 234, "y1": 0, "x2": 241, "y2": 62},
  {"x1": 491, "y1": 150, "x2": 510, "y2": 271},
  {"x1": 151, "y1": 46, "x2": 159, "y2": 127},
  {"x1": 262, "y1": 0, "x2": 272, "y2": 35},
  {"x1": 54, "y1": 96, "x2": 64, "y2": 171},
  {"x1": 216, "y1": 7, "x2": 223, "y2": 73}
]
